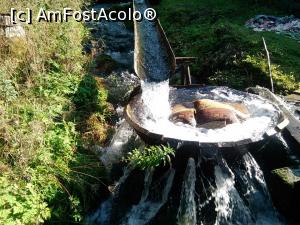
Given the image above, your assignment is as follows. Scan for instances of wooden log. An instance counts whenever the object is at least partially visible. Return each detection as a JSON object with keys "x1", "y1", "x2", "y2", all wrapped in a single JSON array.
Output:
[{"x1": 247, "y1": 86, "x2": 300, "y2": 145}]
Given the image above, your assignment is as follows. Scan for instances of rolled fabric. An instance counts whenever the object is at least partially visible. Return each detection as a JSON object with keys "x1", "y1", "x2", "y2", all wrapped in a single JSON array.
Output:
[
  {"x1": 169, "y1": 109, "x2": 196, "y2": 127},
  {"x1": 194, "y1": 107, "x2": 240, "y2": 126},
  {"x1": 172, "y1": 104, "x2": 190, "y2": 114},
  {"x1": 194, "y1": 99, "x2": 250, "y2": 120}
]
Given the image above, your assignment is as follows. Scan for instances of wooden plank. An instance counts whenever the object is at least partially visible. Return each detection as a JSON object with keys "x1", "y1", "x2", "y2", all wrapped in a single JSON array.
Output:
[
  {"x1": 247, "y1": 86, "x2": 300, "y2": 145},
  {"x1": 176, "y1": 57, "x2": 197, "y2": 65}
]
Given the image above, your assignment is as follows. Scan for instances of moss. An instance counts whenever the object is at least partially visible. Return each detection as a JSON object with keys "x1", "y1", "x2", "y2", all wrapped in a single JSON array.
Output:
[
  {"x1": 94, "y1": 54, "x2": 125, "y2": 74},
  {"x1": 83, "y1": 113, "x2": 114, "y2": 145},
  {"x1": 272, "y1": 167, "x2": 300, "y2": 188},
  {"x1": 270, "y1": 167, "x2": 300, "y2": 223}
]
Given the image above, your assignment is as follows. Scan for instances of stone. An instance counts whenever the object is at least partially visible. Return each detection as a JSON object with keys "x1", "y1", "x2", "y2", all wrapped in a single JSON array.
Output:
[
  {"x1": 197, "y1": 121, "x2": 227, "y2": 129},
  {"x1": 269, "y1": 167, "x2": 300, "y2": 222}
]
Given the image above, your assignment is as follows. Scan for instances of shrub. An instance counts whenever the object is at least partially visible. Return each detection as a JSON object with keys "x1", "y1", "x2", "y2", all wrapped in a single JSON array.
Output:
[
  {"x1": 124, "y1": 145, "x2": 175, "y2": 170},
  {"x1": 0, "y1": 0, "x2": 108, "y2": 224}
]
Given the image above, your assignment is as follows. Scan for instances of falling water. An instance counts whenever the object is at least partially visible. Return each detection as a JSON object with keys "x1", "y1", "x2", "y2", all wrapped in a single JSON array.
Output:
[
  {"x1": 88, "y1": 167, "x2": 132, "y2": 225},
  {"x1": 177, "y1": 158, "x2": 197, "y2": 225},
  {"x1": 214, "y1": 158, "x2": 253, "y2": 225},
  {"x1": 140, "y1": 80, "x2": 171, "y2": 123},
  {"x1": 121, "y1": 169, "x2": 175, "y2": 225},
  {"x1": 99, "y1": 120, "x2": 136, "y2": 169},
  {"x1": 213, "y1": 153, "x2": 283, "y2": 225},
  {"x1": 88, "y1": 1, "x2": 289, "y2": 224},
  {"x1": 88, "y1": 198, "x2": 112, "y2": 225},
  {"x1": 234, "y1": 153, "x2": 282, "y2": 225}
]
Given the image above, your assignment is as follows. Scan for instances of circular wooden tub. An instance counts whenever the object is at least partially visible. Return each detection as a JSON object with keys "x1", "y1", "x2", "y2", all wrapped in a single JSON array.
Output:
[{"x1": 124, "y1": 85, "x2": 289, "y2": 149}]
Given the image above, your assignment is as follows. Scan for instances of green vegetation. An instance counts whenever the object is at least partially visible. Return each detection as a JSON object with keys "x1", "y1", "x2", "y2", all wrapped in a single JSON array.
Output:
[
  {"x1": 0, "y1": 0, "x2": 112, "y2": 224},
  {"x1": 157, "y1": 0, "x2": 300, "y2": 93},
  {"x1": 124, "y1": 145, "x2": 175, "y2": 170}
]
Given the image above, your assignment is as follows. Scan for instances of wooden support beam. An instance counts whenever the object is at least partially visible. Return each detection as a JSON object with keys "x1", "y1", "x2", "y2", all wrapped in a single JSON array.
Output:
[
  {"x1": 176, "y1": 57, "x2": 197, "y2": 65},
  {"x1": 176, "y1": 57, "x2": 197, "y2": 85}
]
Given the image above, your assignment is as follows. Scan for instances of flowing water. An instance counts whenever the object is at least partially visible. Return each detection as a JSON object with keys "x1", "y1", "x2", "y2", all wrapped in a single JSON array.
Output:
[
  {"x1": 88, "y1": 1, "x2": 290, "y2": 224},
  {"x1": 132, "y1": 83, "x2": 281, "y2": 143},
  {"x1": 90, "y1": 151, "x2": 284, "y2": 225},
  {"x1": 121, "y1": 169, "x2": 175, "y2": 225},
  {"x1": 99, "y1": 120, "x2": 136, "y2": 170},
  {"x1": 177, "y1": 158, "x2": 197, "y2": 225}
]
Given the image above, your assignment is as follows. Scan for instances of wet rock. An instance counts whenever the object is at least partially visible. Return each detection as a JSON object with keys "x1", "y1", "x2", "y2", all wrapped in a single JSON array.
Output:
[
  {"x1": 198, "y1": 121, "x2": 227, "y2": 129},
  {"x1": 86, "y1": 5, "x2": 134, "y2": 68},
  {"x1": 105, "y1": 71, "x2": 139, "y2": 105},
  {"x1": 94, "y1": 54, "x2": 124, "y2": 74},
  {"x1": 169, "y1": 100, "x2": 250, "y2": 128},
  {"x1": 109, "y1": 169, "x2": 145, "y2": 225},
  {"x1": 269, "y1": 167, "x2": 300, "y2": 223}
]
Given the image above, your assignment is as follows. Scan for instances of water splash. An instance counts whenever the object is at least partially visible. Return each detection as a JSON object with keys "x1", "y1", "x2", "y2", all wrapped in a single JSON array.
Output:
[
  {"x1": 134, "y1": 86, "x2": 280, "y2": 143},
  {"x1": 99, "y1": 120, "x2": 135, "y2": 169},
  {"x1": 140, "y1": 80, "x2": 171, "y2": 123},
  {"x1": 88, "y1": 198, "x2": 112, "y2": 225},
  {"x1": 88, "y1": 167, "x2": 132, "y2": 225},
  {"x1": 121, "y1": 169, "x2": 175, "y2": 225},
  {"x1": 234, "y1": 153, "x2": 282, "y2": 225},
  {"x1": 214, "y1": 159, "x2": 253, "y2": 225},
  {"x1": 177, "y1": 158, "x2": 197, "y2": 225}
]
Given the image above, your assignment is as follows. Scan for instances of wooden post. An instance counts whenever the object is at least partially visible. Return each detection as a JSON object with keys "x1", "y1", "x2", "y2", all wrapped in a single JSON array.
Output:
[
  {"x1": 176, "y1": 57, "x2": 197, "y2": 86},
  {"x1": 262, "y1": 37, "x2": 274, "y2": 93}
]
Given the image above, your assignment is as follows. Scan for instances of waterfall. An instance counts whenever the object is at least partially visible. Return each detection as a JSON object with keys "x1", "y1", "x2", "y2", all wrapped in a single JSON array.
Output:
[
  {"x1": 87, "y1": 167, "x2": 132, "y2": 225},
  {"x1": 121, "y1": 168, "x2": 175, "y2": 225},
  {"x1": 88, "y1": 1, "x2": 289, "y2": 224},
  {"x1": 177, "y1": 158, "x2": 197, "y2": 225},
  {"x1": 231, "y1": 153, "x2": 283, "y2": 225},
  {"x1": 88, "y1": 198, "x2": 112, "y2": 225},
  {"x1": 212, "y1": 153, "x2": 283, "y2": 225},
  {"x1": 140, "y1": 168, "x2": 154, "y2": 203},
  {"x1": 140, "y1": 80, "x2": 171, "y2": 123},
  {"x1": 99, "y1": 120, "x2": 135, "y2": 169},
  {"x1": 214, "y1": 157, "x2": 253, "y2": 225}
]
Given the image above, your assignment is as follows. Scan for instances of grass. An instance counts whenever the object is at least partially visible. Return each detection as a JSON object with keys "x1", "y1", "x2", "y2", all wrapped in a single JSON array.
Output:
[
  {"x1": 0, "y1": 0, "x2": 113, "y2": 224},
  {"x1": 157, "y1": 0, "x2": 300, "y2": 94}
]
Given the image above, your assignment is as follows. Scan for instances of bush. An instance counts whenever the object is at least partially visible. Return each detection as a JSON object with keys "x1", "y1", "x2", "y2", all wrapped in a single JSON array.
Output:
[{"x1": 0, "y1": 0, "x2": 109, "y2": 224}]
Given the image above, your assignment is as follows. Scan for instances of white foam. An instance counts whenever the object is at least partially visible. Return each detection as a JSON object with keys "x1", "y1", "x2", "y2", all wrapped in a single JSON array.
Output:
[{"x1": 137, "y1": 84, "x2": 280, "y2": 143}]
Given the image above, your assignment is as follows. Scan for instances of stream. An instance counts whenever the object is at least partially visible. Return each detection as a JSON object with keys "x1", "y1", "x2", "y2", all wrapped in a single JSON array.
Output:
[{"x1": 87, "y1": 1, "x2": 300, "y2": 225}]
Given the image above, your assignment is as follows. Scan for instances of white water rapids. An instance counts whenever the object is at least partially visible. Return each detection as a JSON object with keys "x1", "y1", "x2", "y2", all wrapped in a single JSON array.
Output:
[
  {"x1": 89, "y1": 152, "x2": 283, "y2": 225},
  {"x1": 134, "y1": 81, "x2": 281, "y2": 143}
]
